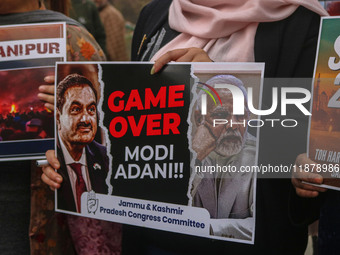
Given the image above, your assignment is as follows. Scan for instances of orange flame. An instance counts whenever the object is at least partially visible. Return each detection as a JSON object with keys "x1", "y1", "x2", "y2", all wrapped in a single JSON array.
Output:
[
  {"x1": 10, "y1": 104, "x2": 17, "y2": 113},
  {"x1": 45, "y1": 107, "x2": 52, "y2": 113}
]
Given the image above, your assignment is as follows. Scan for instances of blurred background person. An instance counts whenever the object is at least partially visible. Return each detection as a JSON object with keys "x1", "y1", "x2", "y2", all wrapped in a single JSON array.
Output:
[
  {"x1": 124, "y1": 0, "x2": 328, "y2": 254},
  {"x1": 94, "y1": 0, "x2": 128, "y2": 60},
  {"x1": 69, "y1": 0, "x2": 107, "y2": 56},
  {"x1": 0, "y1": 1, "x2": 121, "y2": 255},
  {"x1": 324, "y1": 0, "x2": 340, "y2": 15}
]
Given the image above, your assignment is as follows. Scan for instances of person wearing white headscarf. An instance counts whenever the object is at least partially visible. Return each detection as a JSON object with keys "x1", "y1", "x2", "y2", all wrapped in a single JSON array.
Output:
[
  {"x1": 41, "y1": 0, "x2": 328, "y2": 253},
  {"x1": 124, "y1": 0, "x2": 329, "y2": 254}
]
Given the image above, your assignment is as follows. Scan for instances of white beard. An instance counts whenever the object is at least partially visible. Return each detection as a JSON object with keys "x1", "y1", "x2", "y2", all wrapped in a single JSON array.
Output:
[{"x1": 214, "y1": 129, "x2": 246, "y2": 157}]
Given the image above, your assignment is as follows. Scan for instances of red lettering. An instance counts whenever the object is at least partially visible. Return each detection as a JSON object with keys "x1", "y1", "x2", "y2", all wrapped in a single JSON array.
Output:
[
  {"x1": 109, "y1": 113, "x2": 181, "y2": 138},
  {"x1": 128, "y1": 115, "x2": 146, "y2": 136},
  {"x1": 49, "y1": 42, "x2": 60, "y2": 54},
  {"x1": 146, "y1": 114, "x2": 162, "y2": 136},
  {"x1": 125, "y1": 89, "x2": 144, "y2": 111},
  {"x1": 0, "y1": 47, "x2": 5, "y2": 57},
  {"x1": 144, "y1": 87, "x2": 166, "y2": 109},
  {"x1": 168, "y1": 85, "x2": 184, "y2": 108},
  {"x1": 108, "y1": 91, "x2": 125, "y2": 112},
  {"x1": 163, "y1": 113, "x2": 180, "y2": 135},
  {"x1": 7, "y1": 45, "x2": 18, "y2": 56},
  {"x1": 109, "y1": 85, "x2": 184, "y2": 113},
  {"x1": 25, "y1": 44, "x2": 35, "y2": 55},
  {"x1": 37, "y1": 43, "x2": 48, "y2": 54},
  {"x1": 110, "y1": 117, "x2": 128, "y2": 138}
]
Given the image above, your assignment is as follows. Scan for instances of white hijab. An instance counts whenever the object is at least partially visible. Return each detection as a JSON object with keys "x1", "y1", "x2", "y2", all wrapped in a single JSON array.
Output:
[{"x1": 151, "y1": 0, "x2": 328, "y2": 62}]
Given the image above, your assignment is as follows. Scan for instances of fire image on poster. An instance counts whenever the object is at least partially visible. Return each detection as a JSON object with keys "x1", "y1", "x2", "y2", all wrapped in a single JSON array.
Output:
[
  {"x1": 0, "y1": 22, "x2": 66, "y2": 161},
  {"x1": 55, "y1": 62, "x2": 264, "y2": 244},
  {"x1": 308, "y1": 16, "x2": 340, "y2": 189}
]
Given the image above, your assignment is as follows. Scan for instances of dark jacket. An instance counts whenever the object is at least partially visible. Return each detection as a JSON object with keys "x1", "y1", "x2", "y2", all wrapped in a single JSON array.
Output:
[{"x1": 125, "y1": 1, "x2": 322, "y2": 254}]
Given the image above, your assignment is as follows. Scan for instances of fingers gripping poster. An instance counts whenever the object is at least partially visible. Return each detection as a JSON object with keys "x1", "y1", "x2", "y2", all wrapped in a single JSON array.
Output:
[{"x1": 55, "y1": 62, "x2": 264, "y2": 244}]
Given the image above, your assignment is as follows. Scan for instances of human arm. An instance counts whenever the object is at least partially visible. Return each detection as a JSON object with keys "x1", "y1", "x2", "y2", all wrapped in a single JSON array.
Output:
[
  {"x1": 151, "y1": 47, "x2": 212, "y2": 74},
  {"x1": 291, "y1": 153, "x2": 327, "y2": 198},
  {"x1": 41, "y1": 150, "x2": 63, "y2": 190},
  {"x1": 289, "y1": 153, "x2": 327, "y2": 226}
]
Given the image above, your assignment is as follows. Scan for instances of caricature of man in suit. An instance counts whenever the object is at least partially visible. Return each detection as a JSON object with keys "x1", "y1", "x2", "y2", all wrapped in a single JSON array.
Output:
[
  {"x1": 56, "y1": 73, "x2": 108, "y2": 213},
  {"x1": 190, "y1": 75, "x2": 256, "y2": 240}
]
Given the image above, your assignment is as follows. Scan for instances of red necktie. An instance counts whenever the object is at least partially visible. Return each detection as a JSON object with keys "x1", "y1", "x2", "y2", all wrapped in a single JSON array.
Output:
[{"x1": 70, "y1": 163, "x2": 86, "y2": 213}]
